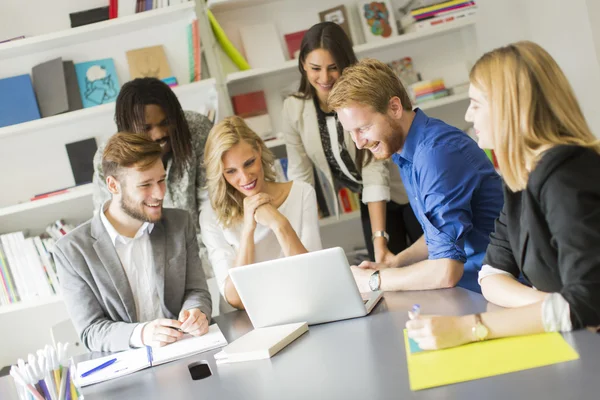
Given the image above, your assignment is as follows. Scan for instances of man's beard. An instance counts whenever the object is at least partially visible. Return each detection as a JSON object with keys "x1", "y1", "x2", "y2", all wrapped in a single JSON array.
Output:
[{"x1": 120, "y1": 191, "x2": 162, "y2": 223}]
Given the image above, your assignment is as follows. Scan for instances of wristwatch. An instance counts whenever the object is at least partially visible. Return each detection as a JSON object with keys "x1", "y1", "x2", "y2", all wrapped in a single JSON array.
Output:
[
  {"x1": 369, "y1": 270, "x2": 381, "y2": 291},
  {"x1": 372, "y1": 231, "x2": 389, "y2": 242},
  {"x1": 472, "y1": 313, "x2": 489, "y2": 341}
]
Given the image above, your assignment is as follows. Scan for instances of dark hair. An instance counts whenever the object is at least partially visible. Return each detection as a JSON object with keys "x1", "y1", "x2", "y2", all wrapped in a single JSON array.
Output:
[
  {"x1": 115, "y1": 78, "x2": 192, "y2": 176},
  {"x1": 293, "y1": 22, "x2": 371, "y2": 171},
  {"x1": 294, "y1": 22, "x2": 357, "y2": 100},
  {"x1": 102, "y1": 132, "x2": 163, "y2": 180}
]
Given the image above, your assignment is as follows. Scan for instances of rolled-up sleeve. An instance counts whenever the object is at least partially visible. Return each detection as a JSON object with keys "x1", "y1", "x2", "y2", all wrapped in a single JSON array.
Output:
[
  {"x1": 415, "y1": 144, "x2": 478, "y2": 263},
  {"x1": 361, "y1": 158, "x2": 391, "y2": 203},
  {"x1": 542, "y1": 161, "x2": 600, "y2": 329}
]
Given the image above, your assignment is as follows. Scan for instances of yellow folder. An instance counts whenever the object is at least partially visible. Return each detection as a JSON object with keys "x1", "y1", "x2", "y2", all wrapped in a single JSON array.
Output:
[{"x1": 403, "y1": 330, "x2": 579, "y2": 391}]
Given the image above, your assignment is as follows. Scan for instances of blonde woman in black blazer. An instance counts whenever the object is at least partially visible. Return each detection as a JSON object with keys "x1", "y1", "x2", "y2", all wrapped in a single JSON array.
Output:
[
  {"x1": 283, "y1": 22, "x2": 421, "y2": 263},
  {"x1": 406, "y1": 41, "x2": 600, "y2": 350}
]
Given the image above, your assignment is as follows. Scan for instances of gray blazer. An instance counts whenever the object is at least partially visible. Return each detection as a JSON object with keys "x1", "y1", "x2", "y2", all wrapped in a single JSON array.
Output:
[{"x1": 54, "y1": 208, "x2": 212, "y2": 353}]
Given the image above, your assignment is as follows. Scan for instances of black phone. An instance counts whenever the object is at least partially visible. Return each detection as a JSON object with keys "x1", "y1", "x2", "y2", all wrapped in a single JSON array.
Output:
[{"x1": 188, "y1": 362, "x2": 212, "y2": 381}]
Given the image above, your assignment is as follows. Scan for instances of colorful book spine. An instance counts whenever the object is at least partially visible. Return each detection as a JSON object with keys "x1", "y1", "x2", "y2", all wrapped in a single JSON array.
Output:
[
  {"x1": 413, "y1": 1, "x2": 475, "y2": 20},
  {"x1": 410, "y1": 0, "x2": 468, "y2": 16},
  {"x1": 192, "y1": 19, "x2": 201, "y2": 81},
  {"x1": 0, "y1": 243, "x2": 19, "y2": 303}
]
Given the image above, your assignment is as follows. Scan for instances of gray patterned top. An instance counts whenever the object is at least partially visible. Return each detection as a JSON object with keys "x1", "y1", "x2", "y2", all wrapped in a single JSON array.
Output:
[{"x1": 92, "y1": 111, "x2": 214, "y2": 278}]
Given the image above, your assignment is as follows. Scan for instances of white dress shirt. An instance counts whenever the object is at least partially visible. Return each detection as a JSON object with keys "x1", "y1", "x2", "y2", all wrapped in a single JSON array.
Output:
[
  {"x1": 100, "y1": 202, "x2": 165, "y2": 347},
  {"x1": 200, "y1": 180, "x2": 323, "y2": 297}
]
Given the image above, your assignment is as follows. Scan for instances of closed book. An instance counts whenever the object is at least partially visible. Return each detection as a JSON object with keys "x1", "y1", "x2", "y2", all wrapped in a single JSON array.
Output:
[
  {"x1": 74, "y1": 58, "x2": 120, "y2": 108},
  {"x1": 69, "y1": 6, "x2": 110, "y2": 28},
  {"x1": 231, "y1": 91, "x2": 268, "y2": 117},
  {"x1": 413, "y1": 2, "x2": 475, "y2": 20},
  {"x1": 410, "y1": 0, "x2": 466, "y2": 16},
  {"x1": 0, "y1": 75, "x2": 40, "y2": 128},
  {"x1": 32, "y1": 57, "x2": 70, "y2": 118},
  {"x1": 284, "y1": 30, "x2": 307, "y2": 60},
  {"x1": 126, "y1": 45, "x2": 173, "y2": 80},
  {"x1": 404, "y1": 8, "x2": 477, "y2": 32},
  {"x1": 63, "y1": 61, "x2": 84, "y2": 112},
  {"x1": 65, "y1": 138, "x2": 98, "y2": 185},
  {"x1": 338, "y1": 188, "x2": 353, "y2": 213},
  {"x1": 214, "y1": 322, "x2": 308, "y2": 364}
]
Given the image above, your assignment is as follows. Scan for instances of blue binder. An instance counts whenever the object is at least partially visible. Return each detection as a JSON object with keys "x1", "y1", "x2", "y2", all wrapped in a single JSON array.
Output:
[{"x1": 0, "y1": 74, "x2": 41, "y2": 128}]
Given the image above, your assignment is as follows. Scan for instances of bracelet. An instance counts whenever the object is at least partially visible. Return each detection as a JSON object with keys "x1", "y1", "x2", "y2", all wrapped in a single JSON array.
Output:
[{"x1": 372, "y1": 231, "x2": 389, "y2": 242}]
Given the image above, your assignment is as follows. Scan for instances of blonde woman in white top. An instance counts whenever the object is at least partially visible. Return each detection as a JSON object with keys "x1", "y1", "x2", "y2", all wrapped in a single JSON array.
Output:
[
  {"x1": 200, "y1": 116, "x2": 322, "y2": 310},
  {"x1": 282, "y1": 22, "x2": 421, "y2": 264}
]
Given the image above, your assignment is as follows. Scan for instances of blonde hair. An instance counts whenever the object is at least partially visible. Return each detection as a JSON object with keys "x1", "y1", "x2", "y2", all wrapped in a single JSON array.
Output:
[
  {"x1": 470, "y1": 41, "x2": 600, "y2": 191},
  {"x1": 204, "y1": 116, "x2": 277, "y2": 227},
  {"x1": 102, "y1": 132, "x2": 162, "y2": 179},
  {"x1": 328, "y1": 58, "x2": 412, "y2": 113}
]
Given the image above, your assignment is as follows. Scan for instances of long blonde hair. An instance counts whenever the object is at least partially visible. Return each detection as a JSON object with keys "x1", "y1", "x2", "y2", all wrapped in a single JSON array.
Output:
[
  {"x1": 470, "y1": 41, "x2": 600, "y2": 191},
  {"x1": 204, "y1": 116, "x2": 277, "y2": 227}
]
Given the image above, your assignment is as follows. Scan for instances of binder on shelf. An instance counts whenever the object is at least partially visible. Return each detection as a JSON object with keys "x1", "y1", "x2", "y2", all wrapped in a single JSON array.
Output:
[
  {"x1": 65, "y1": 138, "x2": 98, "y2": 185},
  {"x1": 63, "y1": 61, "x2": 84, "y2": 112},
  {"x1": 32, "y1": 57, "x2": 70, "y2": 118},
  {"x1": 0, "y1": 74, "x2": 41, "y2": 128},
  {"x1": 69, "y1": 6, "x2": 110, "y2": 28}
]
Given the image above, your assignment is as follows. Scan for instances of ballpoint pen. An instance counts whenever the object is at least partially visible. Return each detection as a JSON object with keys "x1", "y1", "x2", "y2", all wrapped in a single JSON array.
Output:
[
  {"x1": 80, "y1": 358, "x2": 118, "y2": 378},
  {"x1": 409, "y1": 304, "x2": 421, "y2": 320}
]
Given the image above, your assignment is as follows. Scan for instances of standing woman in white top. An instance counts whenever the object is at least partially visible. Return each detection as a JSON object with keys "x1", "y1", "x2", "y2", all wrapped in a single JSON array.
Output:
[
  {"x1": 282, "y1": 22, "x2": 422, "y2": 264},
  {"x1": 200, "y1": 116, "x2": 322, "y2": 310}
]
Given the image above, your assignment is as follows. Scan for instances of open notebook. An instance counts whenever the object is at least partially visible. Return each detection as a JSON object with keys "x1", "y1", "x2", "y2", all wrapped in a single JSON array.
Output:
[{"x1": 76, "y1": 324, "x2": 228, "y2": 387}]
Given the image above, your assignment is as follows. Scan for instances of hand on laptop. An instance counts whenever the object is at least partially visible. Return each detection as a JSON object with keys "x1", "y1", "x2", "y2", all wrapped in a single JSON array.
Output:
[
  {"x1": 351, "y1": 265, "x2": 377, "y2": 293},
  {"x1": 142, "y1": 318, "x2": 184, "y2": 347},
  {"x1": 356, "y1": 260, "x2": 391, "y2": 270},
  {"x1": 179, "y1": 308, "x2": 209, "y2": 336}
]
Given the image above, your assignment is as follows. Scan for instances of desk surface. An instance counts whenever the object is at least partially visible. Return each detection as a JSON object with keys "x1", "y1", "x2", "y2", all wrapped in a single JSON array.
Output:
[{"x1": 81, "y1": 288, "x2": 600, "y2": 399}]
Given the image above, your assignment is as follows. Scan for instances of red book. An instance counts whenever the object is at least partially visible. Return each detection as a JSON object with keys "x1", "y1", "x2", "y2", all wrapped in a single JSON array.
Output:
[
  {"x1": 231, "y1": 91, "x2": 268, "y2": 117},
  {"x1": 338, "y1": 188, "x2": 353, "y2": 213},
  {"x1": 30, "y1": 188, "x2": 70, "y2": 201},
  {"x1": 109, "y1": 0, "x2": 118, "y2": 19},
  {"x1": 284, "y1": 30, "x2": 307, "y2": 60}
]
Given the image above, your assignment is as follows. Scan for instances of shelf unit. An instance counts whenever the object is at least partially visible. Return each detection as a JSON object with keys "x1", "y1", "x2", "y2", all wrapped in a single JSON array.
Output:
[
  {"x1": 0, "y1": 295, "x2": 63, "y2": 316},
  {"x1": 0, "y1": 3, "x2": 196, "y2": 59},
  {"x1": 0, "y1": 78, "x2": 216, "y2": 139},
  {"x1": 225, "y1": 17, "x2": 477, "y2": 85}
]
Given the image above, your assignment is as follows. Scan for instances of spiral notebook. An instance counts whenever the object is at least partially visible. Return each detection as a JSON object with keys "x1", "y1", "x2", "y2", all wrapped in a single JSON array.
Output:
[{"x1": 76, "y1": 324, "x2": 227, "y2": 387}]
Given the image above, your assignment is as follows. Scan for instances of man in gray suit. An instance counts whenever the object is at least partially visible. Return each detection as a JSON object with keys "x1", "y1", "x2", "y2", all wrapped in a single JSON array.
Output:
[{"x1": 55, "y1": 132, "x2": 212, "y2": 352}]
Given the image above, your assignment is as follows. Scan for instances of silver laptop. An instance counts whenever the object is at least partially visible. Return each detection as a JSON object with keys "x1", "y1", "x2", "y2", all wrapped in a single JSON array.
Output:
[{"x1": 228, "y1": 247, "x2": 383, "y2": 328}]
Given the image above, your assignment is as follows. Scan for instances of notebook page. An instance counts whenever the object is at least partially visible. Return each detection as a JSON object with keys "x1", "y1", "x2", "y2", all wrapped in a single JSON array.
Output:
[
  {"x1": 75, "y1": 347, "x2": 149, "y2": 387},
  {"x1": 152, "y1": 324, "x2": 228, "y2": 365}
]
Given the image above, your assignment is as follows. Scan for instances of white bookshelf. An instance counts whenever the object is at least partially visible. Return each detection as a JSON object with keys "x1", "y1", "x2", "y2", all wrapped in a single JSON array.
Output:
[
  {"x1": 0, "y1": 295, "x2": 63, "y2": 316},
  {"x1": 225, "y1": 17, "x2": 477, "y2": 85},
  {"x1": 0, "y1": 79, "x2": 217, "y2": 139},
  {"x1": 319, "y1": 211, "x2": 360, "y2": 228},
  {"x1": 0, "y1": 185, "x2": 93, "y2": 218},
  {"x1": 418, "y1": 92, "x2": 470, "y2": 111},
  {"x1": 207, "y1": 0, "x2": 279, "y2": 13},
  {"x1": 0, "y1": 3, "x2": 195, "y2": 59}
]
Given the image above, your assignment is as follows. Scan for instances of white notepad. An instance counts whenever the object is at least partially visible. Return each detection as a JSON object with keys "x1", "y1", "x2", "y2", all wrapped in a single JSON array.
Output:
[
  {"x1": 214, "y1": 322, "x2": 308, "y2": 364},
  {"x1": 76, "y1": 324, "x2": 228, "y2": 387}
]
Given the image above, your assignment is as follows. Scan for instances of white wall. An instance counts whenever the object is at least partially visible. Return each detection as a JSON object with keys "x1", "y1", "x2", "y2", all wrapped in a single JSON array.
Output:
[
  {"x1": 586, "y1": 0, "x2": 600, "y2": 71},
  {"x1": 0, "y1": 0, "x2": 108, "y2": 40},
  {"x1": 475, "y1": 0, "x2": 600, "y2": 137}
]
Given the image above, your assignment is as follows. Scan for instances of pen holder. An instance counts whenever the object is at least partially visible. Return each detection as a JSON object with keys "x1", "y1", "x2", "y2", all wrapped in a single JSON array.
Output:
[{"x1": 9, "y1": 342, "x2": 84, "y2": 400}]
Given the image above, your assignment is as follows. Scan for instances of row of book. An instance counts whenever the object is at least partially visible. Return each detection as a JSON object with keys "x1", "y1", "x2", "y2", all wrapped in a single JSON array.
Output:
[
  {"x1": 0, "y1": 37, "x2": 199, "y2": 128},
  {"x1": 0, "y1": 220, "x2": 74, "y2": 306},
  {"x1": 400, "y1": 0, "x2": 478, "y2": 33},
  {"x1": 67, "y1": 1, "x2": 191, "y2": 27}
]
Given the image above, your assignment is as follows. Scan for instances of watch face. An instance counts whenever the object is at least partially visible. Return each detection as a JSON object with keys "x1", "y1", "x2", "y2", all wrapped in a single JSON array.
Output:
[
  {"x1": 475, "y1": 323, "x2": 489, "y2": 340},
  {"x1": 369, "y1": 272, "x2": 379, "y2": 291}
]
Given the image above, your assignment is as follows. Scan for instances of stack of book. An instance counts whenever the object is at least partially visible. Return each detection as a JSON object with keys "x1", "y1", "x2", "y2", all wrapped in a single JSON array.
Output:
[
  {"x1": 410, "y1": 79, "x2": 449, "y2": 104},
  {"x1": 113, "y1": 0, "x2": 191, "y2": 18},
  {"x1": 400, "y1": 0, "x2": 477, "y2": 33},
  {"x1": 0, "y1": 220, "x2": 74, "y2": 306},
  {"x1": 313, "y1": 169, "x2": 361, "y2": 219}
]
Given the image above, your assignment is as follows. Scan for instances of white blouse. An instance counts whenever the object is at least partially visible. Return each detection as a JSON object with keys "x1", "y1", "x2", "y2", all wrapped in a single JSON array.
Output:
[{"x1": 200, "y1": 180, "x2": 323, "y2": 296}]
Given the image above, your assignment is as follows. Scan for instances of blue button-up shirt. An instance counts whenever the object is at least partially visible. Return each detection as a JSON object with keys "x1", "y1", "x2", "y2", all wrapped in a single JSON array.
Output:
[{"x1": 392, "y1": 109, "x2": 503, "y2": 293}]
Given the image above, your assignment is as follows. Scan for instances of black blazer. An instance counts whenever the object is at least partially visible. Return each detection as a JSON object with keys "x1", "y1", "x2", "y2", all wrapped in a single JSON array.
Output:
[{"x1": 483, "y1": 145, "x2": 600, "y2": 329}]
